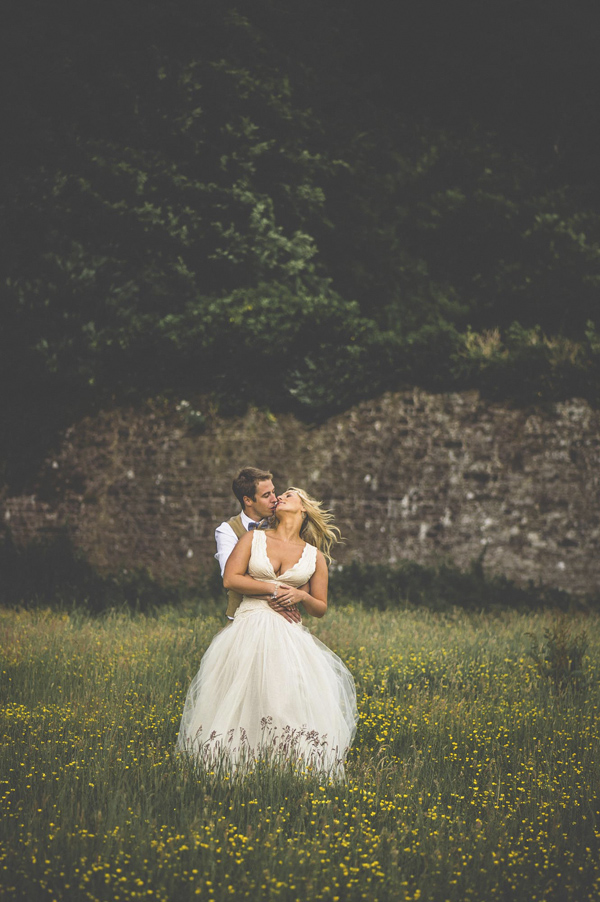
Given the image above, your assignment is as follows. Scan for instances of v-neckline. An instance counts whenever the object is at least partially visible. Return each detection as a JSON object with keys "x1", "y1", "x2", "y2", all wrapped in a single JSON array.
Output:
[{"x1": 260, "y1": 531, "x2": 309, "y2": 579}]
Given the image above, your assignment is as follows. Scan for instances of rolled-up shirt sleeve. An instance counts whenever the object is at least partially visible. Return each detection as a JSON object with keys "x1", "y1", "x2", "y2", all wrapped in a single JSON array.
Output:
[{"x1": 214, "y1": 521, "x2": 239, "y2": 576}]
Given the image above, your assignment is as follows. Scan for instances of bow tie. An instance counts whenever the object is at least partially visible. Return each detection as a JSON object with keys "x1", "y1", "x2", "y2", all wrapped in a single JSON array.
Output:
[{"x1": 248, "y1": 519, "x2": 268, "y2": 530}]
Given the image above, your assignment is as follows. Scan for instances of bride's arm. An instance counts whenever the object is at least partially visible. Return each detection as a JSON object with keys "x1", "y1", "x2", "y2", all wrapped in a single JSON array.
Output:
[
  {"x1": 275, "y1": 552, "x2": 328, "y2": 618},
  {"x1": 223, "y1": 532, "x2": 276, "y2": 598}
]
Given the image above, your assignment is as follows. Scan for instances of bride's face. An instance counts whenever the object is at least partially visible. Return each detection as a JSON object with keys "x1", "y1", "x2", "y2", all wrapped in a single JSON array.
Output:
[{"x1": 275, "y1": 490, "x2": 305, "y2": 516}]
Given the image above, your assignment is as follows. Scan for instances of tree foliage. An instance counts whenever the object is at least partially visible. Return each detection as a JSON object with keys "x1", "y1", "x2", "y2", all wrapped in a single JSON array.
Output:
[{"x1": 1, "y1": 0, "x2": 600, "y2": 483}]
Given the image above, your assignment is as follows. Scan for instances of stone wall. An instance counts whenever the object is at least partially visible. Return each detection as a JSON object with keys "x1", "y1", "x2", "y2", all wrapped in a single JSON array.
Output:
[{"x1": 2, "y1": 389, "x2": 599, "y2": 594}]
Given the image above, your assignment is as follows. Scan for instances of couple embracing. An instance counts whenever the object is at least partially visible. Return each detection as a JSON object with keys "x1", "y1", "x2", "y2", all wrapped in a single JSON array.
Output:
[{"x1": 177, "y1": 467, "x2": 358, "y2": 776}]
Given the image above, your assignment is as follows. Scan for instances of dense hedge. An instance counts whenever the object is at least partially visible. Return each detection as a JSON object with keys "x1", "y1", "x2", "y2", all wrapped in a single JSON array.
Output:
[
  {"x1": 327, "y1": 559, "x2": 596, "y2": 614},
  {"x1": 1, "y1": 531, "x2": 596, "y2": 615}
]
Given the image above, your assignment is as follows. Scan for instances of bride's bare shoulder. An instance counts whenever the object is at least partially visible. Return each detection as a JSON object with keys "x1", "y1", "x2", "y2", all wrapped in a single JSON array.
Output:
[{"x1": 314, "y1": 547, "x2": 327, "y2": 567}]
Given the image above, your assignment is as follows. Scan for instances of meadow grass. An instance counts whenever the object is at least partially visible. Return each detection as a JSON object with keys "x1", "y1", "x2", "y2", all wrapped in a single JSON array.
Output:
[{"x1": 1, "y1": 603, "x2": 599, "y2": 901}]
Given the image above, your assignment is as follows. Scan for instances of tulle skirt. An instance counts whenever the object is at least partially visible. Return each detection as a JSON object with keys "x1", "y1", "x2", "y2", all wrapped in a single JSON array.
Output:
[{"x1": 177, "y1": 599, "x2": 358, "y2": 777}]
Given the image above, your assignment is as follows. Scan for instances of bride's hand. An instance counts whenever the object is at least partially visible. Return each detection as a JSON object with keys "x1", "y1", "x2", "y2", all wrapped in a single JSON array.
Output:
[
  {"x1": 267, "y1": 583, "x2": 301, "y2": 623},
  {"x1": 272, "y1": 584, "x2": 307, "y2": 608}
]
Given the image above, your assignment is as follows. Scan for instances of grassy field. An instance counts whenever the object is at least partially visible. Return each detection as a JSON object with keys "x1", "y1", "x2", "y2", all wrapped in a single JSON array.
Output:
[{"x1": 1, "y1": 603, "x2": 599, "y2": 901}]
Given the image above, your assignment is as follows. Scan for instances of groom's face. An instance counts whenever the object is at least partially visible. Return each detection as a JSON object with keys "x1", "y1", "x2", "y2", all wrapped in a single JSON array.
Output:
[{"x1": 244, "y1": 479, "x2": 277, "y2": 521}]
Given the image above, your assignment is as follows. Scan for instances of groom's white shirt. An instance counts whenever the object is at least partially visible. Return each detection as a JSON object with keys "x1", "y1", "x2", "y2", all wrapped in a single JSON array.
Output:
[{"x1": 214, "y1": 511, "x2": 257, "y2": 576}]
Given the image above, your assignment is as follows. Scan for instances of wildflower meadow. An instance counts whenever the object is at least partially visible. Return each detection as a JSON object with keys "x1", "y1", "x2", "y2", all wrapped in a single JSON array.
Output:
[{"x1": 1, "y1": 603, "x2": 599, "y2": 901}]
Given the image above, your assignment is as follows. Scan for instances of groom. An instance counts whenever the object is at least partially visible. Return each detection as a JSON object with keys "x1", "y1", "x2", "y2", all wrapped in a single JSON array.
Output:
[{"x1": 215, "y1": 466, "x2": 301, "y2": 623}]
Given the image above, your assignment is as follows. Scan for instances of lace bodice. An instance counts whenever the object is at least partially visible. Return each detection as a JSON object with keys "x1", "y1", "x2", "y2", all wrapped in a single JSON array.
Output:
[{"x1": 248, "y1": 529, "x2": 317, "y2": 587}]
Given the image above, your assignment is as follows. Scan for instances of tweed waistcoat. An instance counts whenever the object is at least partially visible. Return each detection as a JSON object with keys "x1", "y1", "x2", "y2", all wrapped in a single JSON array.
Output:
[{"x1": 225, "y1": 514, "x2": 247, "y2": 618}]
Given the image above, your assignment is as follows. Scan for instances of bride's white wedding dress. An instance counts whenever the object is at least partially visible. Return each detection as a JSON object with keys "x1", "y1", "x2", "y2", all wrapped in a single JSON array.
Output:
[{"x1": 177, "y1": 529, "x2": 358, "y2": 775}]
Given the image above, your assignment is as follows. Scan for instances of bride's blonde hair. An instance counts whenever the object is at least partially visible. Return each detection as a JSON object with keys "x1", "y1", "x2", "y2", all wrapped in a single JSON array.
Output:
[{"x1": 286, "y1": 487, "x2": 342, "y2": 564}]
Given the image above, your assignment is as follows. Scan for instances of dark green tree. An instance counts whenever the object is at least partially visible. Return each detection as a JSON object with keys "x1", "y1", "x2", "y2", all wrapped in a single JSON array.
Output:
[{"x1": 2, "y1": 0, "x2": 600, "y2": 486}]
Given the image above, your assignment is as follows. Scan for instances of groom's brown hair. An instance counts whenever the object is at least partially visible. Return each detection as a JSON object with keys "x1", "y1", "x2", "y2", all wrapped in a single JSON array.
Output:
[{"x1": 232, "y1": 467, "x2": 273, "y2": 505}]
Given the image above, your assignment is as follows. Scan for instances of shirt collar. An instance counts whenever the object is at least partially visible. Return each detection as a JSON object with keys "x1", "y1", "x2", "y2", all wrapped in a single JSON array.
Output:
[{"x1": 241, "y1": 511, "x2": 259, "y2": 530}]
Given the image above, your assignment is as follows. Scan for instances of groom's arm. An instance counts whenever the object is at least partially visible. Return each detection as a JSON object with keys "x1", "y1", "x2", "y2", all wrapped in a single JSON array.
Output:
[
  {"x1": 214, "y1": 521, "x2": 238, "y2": 576},
  {"x1": 223, "y1": 534, "x2": 301, "y2": 624}
]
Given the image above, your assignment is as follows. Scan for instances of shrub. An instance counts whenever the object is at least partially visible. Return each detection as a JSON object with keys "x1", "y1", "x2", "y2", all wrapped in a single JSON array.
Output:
[
  {"x1": 328, "y1": 555, "x2": 593, "y2": 613},
  {"x1": 0, "y1": 529, "x2": 185, "y2": 613},
  {"x1": 452, "y1": 321, "x2": 600, "y2": 405},
  {"x1": 527, "y1": 616, "x2": 590, "y2": 694}
]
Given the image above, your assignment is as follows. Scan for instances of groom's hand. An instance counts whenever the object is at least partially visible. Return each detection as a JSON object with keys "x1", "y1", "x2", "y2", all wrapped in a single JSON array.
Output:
[
  {"x1": 270, "y1": 602, "x2": 301, "y2": 624},
  {"x1": 254, "y1": 592, "x2": 301, "y2": 623}
]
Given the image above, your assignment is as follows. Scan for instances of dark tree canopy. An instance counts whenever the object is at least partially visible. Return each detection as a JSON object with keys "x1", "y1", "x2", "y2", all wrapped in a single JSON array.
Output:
[{"x1": 2, "y1": 0, "x2": 600, "y2": 485}]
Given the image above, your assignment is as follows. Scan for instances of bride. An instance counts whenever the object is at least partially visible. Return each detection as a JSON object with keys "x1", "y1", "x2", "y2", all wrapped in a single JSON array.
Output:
[{"x1": 177, "y1": 488, "x2": 358, "y2": 776}]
